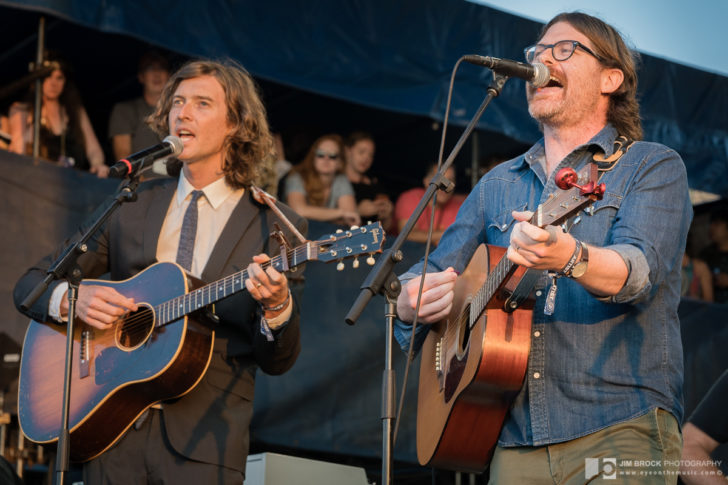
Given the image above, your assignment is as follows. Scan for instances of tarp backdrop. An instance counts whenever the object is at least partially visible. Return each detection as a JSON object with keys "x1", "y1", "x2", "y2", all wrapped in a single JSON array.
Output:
[{"x1": 0, "y1": 0, "x2": 727, "y2": 196}]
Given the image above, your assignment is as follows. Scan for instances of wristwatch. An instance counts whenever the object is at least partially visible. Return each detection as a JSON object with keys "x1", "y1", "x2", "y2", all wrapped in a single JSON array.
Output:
[{"x1": 569, "y1": 242, "x2": 589, "y2": 279}]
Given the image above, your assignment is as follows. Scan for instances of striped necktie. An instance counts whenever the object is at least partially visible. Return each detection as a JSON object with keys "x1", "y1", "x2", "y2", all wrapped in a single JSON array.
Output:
[{"x1": 176, "y1": 190, "x2": 204, "y2": 271}]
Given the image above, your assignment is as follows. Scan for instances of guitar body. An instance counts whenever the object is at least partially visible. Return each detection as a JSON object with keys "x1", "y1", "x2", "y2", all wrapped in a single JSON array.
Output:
[
  {"x1": 416, "y1": 244, "x2": 533, "y2": 472},
  {"x1": 18, "y1": 262, "x2": 214, "y2": 462}
]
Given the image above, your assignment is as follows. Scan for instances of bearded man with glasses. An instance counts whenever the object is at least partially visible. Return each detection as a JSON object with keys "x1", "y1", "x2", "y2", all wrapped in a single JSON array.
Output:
[{"x1": 395, "y1": 12, "x2": 690, "y2": 484}]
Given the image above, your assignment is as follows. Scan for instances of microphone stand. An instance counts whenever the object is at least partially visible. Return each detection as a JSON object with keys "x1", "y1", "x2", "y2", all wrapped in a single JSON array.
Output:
[
  {"x1": 344, "y1": 73, "x2": 508, "y2": 484},
  {"x1": 20, "y1": 176, "x2": 142, "y2": 485}
]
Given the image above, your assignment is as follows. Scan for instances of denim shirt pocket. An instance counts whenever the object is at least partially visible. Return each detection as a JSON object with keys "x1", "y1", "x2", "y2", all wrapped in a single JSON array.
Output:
[
  {"x1": 578, "y1": 192, "x2": 622, "y2": 243},
  {"x1": 487, "y1": 202, "x2": 528, "y2": 245}
]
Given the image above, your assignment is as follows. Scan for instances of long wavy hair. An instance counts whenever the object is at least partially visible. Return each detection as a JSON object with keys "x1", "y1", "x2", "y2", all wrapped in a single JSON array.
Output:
[
  {"x1": 292, "y1": 134, "x2": 345, "y2": 207},
  {"x1": 541, "y1": 12, "x2": 643, "y2": 140},
  {"x1": 18, "y1": 55, "x2": 88, "y2": 162},
  {"x1": 147, "y1": 59, "x2": 273, "y2": 188}
]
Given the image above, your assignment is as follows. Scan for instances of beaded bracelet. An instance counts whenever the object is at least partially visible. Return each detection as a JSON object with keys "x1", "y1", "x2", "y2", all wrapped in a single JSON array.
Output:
[{"x1": 262, "y1": 289, "x2": 291, "y2": 312}]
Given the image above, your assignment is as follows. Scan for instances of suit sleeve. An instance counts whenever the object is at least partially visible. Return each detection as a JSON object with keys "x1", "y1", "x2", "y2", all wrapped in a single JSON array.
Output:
[{"x1": 252, "y1": 206, "x2": 307, "y2": 375}]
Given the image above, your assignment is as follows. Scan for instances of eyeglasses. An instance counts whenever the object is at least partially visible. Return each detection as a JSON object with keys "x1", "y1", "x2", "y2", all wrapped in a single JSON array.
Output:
[
  {"x1": 315, "y1": 151, "x2": 339, "y2": 160},
  {"x1": 523, "y1": 40, "x2": 602, "y2": 65}
]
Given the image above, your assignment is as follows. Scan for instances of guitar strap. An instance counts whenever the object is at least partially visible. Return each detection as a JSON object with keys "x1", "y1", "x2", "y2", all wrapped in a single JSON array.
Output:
[
  {"x1": 250, "y1": 185, "x2": 307, "y2": 246},
  {"x1": 590, "y1": 135, "x2": 634, "y2": 181}
]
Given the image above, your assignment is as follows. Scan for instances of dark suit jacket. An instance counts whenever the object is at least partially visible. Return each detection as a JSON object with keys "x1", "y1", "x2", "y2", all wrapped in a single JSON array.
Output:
[{"x1": 13, "y1": 177, "x2": 307, "y2": 473}]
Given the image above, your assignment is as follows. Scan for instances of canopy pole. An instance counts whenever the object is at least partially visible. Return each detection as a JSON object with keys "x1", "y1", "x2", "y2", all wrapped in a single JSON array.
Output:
[{"x1": 32, "y1": 16, "x2": 45, "y2": 159}]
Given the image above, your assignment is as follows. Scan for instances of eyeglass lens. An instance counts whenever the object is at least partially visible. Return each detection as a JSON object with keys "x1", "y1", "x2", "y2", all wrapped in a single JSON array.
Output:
[{"x1": 525, "y1": 40, "x2": 578, "y2": 64}]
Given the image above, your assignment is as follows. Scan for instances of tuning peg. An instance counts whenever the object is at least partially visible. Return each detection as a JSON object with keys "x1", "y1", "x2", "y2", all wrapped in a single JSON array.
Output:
[
  {"x1": 367, "y1": 254, "x2": 376, "y2": 266},
  {"x1": 350, "y1": 225, "x2": 359, "y2": 230},
  {"x1": 336, "y1": 261, "x2": 345, "y2": 271},
  {"x1": 335, "y1": 229, "x2": 343, "y2": 234},
  {"x1": 352, "y1": 256, "x2": 360, "y2": 269}
]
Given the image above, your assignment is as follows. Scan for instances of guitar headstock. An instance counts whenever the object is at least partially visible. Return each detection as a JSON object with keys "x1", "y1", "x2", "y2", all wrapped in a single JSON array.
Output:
[
  {"x1": 532, "y1": 168, "x2": 604, "y2": 228},
  {"x1": 311, "y1": 222, "x2": 385, "y2": 269}
]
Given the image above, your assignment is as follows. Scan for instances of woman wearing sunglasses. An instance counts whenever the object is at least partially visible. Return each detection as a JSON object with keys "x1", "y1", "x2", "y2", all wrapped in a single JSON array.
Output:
[{"x1": 283, "y1": 133, "x2": 361, "y2": 227}]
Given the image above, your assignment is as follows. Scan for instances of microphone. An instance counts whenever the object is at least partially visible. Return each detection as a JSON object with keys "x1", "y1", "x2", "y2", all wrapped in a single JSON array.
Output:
[
  {"x1": 463, "y1": 55, "x2": 550, "y2": 88},
  {"x1": 108, "y1": 135, "x2": 184, "y2": 178}
]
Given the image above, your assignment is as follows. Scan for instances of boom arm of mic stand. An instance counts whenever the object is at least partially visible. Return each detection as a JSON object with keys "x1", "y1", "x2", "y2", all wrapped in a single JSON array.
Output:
[
  {"x1": 345, "y1": 73, "x2": 508, "y2": 325},
  {"x1": 20, "y1": 178, "x2": 140, "y2": 311}
]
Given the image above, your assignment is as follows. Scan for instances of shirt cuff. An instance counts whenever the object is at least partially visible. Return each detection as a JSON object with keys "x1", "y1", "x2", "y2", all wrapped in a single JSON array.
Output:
[
  {"x1": 49, "y1": 282, "x2": 69, "y2": 323},
  {"x1": 596, "y1": 243, "x2": 651, "y2": 304},
  {"x1": 259, "y1": 298, "x2": 293, "y2": 342}
]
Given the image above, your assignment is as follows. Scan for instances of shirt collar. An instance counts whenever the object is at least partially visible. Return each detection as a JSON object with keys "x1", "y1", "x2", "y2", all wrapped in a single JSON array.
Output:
[
  {"x1": 175, "y1": 174, "x2": 241, "y2": 209},
  {"x1": 514, "y1": 123, "x2": 619, "y2": 172}
]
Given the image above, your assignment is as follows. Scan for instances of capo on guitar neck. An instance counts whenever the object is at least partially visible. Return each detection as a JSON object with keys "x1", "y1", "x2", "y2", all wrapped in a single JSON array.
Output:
[{"x1": 271, "y1": 224, "x2": 293, "y2": 272}]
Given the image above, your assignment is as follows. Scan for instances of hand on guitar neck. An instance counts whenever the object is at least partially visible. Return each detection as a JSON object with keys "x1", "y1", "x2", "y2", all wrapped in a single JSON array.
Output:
[
  {"x1": 396, "y1": 267, "x2": 458, "y2": 325},
  {"x1": 244, "y1": 253, "x2": 291, "y2": 325},
  {"x1": 507, "y1": 209, "x2": 576, "y2": 272},
  {"x1": 508, "y1": 209, "x2": 628, "y2": 297}
]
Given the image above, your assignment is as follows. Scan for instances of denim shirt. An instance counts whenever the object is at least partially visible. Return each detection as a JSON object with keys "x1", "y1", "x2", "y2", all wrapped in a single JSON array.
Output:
[{"x1": 395, "y1": 125, "x2": 692, "y2": 446}]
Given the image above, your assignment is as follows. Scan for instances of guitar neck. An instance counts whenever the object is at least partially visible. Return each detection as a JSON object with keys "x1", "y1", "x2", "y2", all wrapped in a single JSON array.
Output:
[
  {"x1": 470, "y1": 256, "x2": 516, "y2": 321},
  {"x1": 155, "y1": 243, "x2": 315, "y2": 327},
  {"x1": 467, "y1": 185, "x2": 597, "y2": 323}
]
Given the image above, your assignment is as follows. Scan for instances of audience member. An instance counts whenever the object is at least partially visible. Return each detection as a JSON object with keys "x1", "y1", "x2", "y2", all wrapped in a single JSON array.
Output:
[
  {"x1": 394, "y1": 163, "x2": 464, "y2": 245},
  {"x1": 344, "y1": 131, "x2": 394, "y2": 231},
  {"x1": 682, "y1": 239, "x2": 713, "y2": 302},
  {"x1": 0, "y1": 114, "x2": 9, "y2": 150},
  {"x1": 7, "y1": 55, "x2": 108, "y2": 176},
  {"x1": 699, "y1": 209, "x2": 728, "y2": 303},
  {"x1": 283, "y1": 133, "x2": 360, "y2": 226},
  {"x1": 680, "y1": 369, "x2": 728, "y2": 484},
  {"x1": 108, "y1": 50, "x2": 171, "y2": 176}
]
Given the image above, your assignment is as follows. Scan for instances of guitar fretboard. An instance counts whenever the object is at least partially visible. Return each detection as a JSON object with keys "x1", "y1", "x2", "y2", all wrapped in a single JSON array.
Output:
[{"x1": 154, "y1": 242, "x2": 316, "y2": 326}]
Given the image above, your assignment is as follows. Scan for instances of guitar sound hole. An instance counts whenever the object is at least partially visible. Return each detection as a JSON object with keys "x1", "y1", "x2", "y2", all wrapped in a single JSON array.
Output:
[
  {"x1": 457, "y1": 305, "x2": 471, "y2": 356},
  {"x1": 115, "y1": 304, "x2": 155, "y2": 351}
]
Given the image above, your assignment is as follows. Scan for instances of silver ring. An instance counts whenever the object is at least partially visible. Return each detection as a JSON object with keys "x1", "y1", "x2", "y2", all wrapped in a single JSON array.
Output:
[{"x1": 255, "y1": 282, "x2": 263, "y2": 288}]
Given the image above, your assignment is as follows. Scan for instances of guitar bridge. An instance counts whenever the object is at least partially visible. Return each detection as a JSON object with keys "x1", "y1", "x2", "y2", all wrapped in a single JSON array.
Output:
[
  {"x1": 79, "y1": 328, "x2": 91, "y2": 379},
  {"x1": 435, "y1": 338, "x2": 445, "y2": 392}
]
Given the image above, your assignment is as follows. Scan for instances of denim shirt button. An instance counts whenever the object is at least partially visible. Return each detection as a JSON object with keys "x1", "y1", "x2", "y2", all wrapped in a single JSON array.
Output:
[
  {"x1": 533, "y1": 372, "x2": 541, "y2": 379},
  {"x1": 501, "y1": 223, "x2": 508, "y2": 230},
  {"x1": 534, "y1": 330, "x2": 541, "y2": 337}
]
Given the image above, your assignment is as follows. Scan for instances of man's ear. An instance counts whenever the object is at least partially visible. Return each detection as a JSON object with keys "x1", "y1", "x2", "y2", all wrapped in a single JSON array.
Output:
[{"x1": 601, "y1": 68, "x2": 624, "y2": 94}]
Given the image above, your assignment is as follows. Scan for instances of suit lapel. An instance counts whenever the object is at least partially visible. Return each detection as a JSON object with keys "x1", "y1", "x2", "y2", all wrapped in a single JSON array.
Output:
[
  {"x1": 201, "y1": 190, "x2": 262, "y2": 282},
  {"x1": 143, "y1": 181, "x2": 177, "y2": 264}
]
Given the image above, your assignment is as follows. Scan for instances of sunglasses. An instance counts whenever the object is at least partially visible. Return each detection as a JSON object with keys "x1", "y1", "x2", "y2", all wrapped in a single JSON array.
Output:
[{"x1": 315, "y1": 151, "x2": 339, "y2": 160}]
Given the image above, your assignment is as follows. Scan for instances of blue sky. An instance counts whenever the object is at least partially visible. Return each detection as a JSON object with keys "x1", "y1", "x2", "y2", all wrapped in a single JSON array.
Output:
[{"x1": 472, "y1": 0, "x2": 728, "y2": 77}]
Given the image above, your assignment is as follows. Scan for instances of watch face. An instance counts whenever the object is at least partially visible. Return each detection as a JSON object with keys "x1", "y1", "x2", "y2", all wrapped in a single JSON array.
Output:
[{"x1": 571, "y1": 262, "x2": 587, "y2": 278}]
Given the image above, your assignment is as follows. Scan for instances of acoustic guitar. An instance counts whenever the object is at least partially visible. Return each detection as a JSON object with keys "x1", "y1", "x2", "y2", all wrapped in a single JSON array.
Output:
[
  {"x1": 416, "y1": 169, "x2": 603, "y2": 472},
  {"x1": 18, "y1": 222, "x2": 385, "y2": 462}
]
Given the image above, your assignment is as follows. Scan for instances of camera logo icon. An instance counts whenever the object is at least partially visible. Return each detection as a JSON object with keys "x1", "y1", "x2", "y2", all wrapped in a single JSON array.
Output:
[{"x1": 585, "y1": 457, "x2": 617, "y2": 480}]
